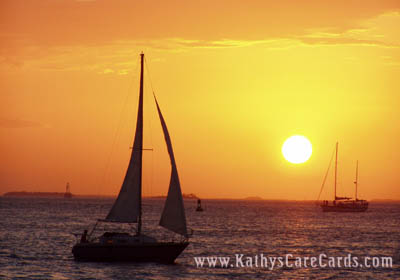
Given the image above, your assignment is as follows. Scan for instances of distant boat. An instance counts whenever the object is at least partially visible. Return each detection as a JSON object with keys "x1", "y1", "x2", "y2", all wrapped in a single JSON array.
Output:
[
  {"x1": 64, "y1": 182, "x2": 72, "y2": 198},
  {"x1": 72, "y1": 53, "x2": 190, "y2": 263},
  {"x1": 196, "y1": 199, "x2": 203, "y2": 212},
  {"x1": 320, "y1": 142, "x2": 368, "y2": 212}
]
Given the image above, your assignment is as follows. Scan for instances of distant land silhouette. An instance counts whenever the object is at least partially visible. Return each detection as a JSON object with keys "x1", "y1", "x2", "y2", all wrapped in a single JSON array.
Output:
[
  {"x1": 2, "y1": 191, "x2": 199, "y2": 199},
  {"x1": 4, "y1": 191, "x2": 73, "y2": 198},
  {"x1": 243, "y1": 196, "x2": 263, "y2": 200},
  {"x1": 3, "y1": 192, "x2": 399, "y2": 202},
  {"x1": 152, "y1": 193, "x2": 199, "y2": 199}
]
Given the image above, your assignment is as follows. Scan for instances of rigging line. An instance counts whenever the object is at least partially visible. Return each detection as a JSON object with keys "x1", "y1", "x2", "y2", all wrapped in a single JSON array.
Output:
[
  {"x1": 144, "y1": 56, "x2": 156, "y2": 197},
  {"x1": 316, "y1": 145, "x2": 336, "y2": 204},
  {"x1": 144, "y1": 56, "x2": 156, "y2": 94},
  {"x1": 96, "y1": 55, "x2": 140, "y2": 197},
  {"x1": 150, "y1": 145, "x2": 154, "y2": 197}
]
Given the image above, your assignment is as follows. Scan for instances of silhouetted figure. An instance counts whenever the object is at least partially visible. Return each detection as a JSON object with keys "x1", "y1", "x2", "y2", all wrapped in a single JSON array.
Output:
[
  {"x1": 196, "y1": 199, "x2": 203, "y2": 212},
  {"x1": 80, "y1": 230, "x2": 88, "y2": 243},
  {"x1": 64, "y1": 182, "x2": 72, "y2": 198}
]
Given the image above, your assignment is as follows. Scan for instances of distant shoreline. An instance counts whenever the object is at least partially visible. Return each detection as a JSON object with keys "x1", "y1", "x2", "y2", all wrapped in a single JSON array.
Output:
[
  {"x1": 2, "y1": 191, "x2": 399, "y2": 202},
  {"x1": 3, "y1": 191, "x2": 72, "y2": 198},
  {"x1": 2, "y1": 191, "x2": 199, "y2": 200}
]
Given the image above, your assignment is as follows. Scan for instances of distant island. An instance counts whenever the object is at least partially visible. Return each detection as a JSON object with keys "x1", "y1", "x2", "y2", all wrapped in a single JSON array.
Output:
[
  {"x1": 3, "y1": 191, "x2": 73, "y2": 198},
  {"x1": 148, "y1": 193, "x2": 199, "y2": 199},
  {"x1": 243, "y1": 196, "x2": 263, "y2": 200},
  {"x1": 3, "y1": 191, "x2": 199, "y2": 200},
  {"x1": 3, "y1": 192, "x2": 399, "y2": 201}
]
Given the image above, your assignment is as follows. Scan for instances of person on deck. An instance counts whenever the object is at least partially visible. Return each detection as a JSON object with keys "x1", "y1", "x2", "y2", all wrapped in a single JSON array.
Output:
[{"x1": 80, "y1": 229, "x2": 88, "y2": 243}]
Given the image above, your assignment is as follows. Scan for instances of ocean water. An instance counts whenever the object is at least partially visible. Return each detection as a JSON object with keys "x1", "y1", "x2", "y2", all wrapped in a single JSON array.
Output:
[{"x1": 0, "y1": 197, "x2": 399, "y2": 279}]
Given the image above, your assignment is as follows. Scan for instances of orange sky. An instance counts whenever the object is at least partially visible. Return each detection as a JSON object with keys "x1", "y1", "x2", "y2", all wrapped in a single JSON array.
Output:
[{"x1": 1, "y1": 0, "x2": 400, "y2": 199}]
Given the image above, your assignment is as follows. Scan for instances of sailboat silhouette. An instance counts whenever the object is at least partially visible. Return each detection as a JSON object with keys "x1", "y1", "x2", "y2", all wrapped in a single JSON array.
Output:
[{"x1": 72, "y1": 53, "x2": 190, "y2": 263}]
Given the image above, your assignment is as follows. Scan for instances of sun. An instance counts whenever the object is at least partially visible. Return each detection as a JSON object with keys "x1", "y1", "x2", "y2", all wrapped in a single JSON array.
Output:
[{"x1": 282, "y1": 135, "x2": 312, "y2": 164}]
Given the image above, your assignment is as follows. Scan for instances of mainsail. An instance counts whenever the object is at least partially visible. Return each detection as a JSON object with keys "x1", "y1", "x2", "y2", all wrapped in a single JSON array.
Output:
[
  {"x1": 155, "y1": 95, "x2": 188, "y2": 237},
  {"x1": 105, "y1": 54, "x2": 144, "y2": 223}
]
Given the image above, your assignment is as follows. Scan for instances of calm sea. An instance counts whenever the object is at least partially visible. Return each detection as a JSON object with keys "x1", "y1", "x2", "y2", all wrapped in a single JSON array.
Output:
[{"x1": 0, "y1": 197, "x2": 399, "y2": 279}]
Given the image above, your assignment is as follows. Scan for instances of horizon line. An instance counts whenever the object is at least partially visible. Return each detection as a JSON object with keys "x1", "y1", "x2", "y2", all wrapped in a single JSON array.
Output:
[{"x1": 1, "y1": 192, "x2": 399, "y2": 202}]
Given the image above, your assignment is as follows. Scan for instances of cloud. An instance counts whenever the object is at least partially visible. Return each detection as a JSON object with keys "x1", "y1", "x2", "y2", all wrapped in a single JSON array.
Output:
[
  {"x1": 1, "y1": 6, "x2": 399, "y2": 73},
  {"x1": 297, "y1": 12, "x2": 400, "y2": 48},
  {"x1": 101, "y1": 68, "x2": 114, "y2": 74},
  {"x1": 0, "y1": 118, "x2": 44, "y2": 129},
  {"x1": 1, "y1": 0, "x2": 399, "y2": 49},
  {"x1": 170, "y1": 39, "x2": 258, "y2": 49},
  {"x1": 297, "y1": 37, "x2": 399, "y2": 48}
]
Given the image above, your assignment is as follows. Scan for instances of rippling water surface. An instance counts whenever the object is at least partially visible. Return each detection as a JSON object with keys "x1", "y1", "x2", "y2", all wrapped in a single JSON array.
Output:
[{"x1": 0, "y1": 197, "x2": 399, "y2": 279}]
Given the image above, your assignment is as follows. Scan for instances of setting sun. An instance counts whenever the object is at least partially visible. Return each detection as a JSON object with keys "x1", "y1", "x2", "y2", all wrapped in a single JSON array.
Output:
[{"x1": 282, "y1": 135, "x2": 312, "y2": 164}]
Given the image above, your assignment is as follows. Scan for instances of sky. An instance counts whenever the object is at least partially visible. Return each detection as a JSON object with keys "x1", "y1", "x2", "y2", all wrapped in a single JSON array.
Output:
[{"x1": 1, "y1": 0, "x2": 400, "y2": 200}]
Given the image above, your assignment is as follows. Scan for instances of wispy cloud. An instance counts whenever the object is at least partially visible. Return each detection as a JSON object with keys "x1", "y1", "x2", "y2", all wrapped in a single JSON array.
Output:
[
  {"x1": 169, "y1": 38, "x2": 265, "y2": 49},
  {"x1": 297, "y1": 12, "x2": 400, "y2": 48},
  {"x1": 1, "y1": 10, "x2": 399, "y2": 73},
  {"x1": 297, "y1": 37, "x2": 399, "y2": 48}
]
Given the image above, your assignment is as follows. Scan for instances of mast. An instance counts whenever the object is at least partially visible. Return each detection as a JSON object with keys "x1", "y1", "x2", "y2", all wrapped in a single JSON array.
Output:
[
  {"x1": 354, "y1": 160, "x2": 358, "y2": 200},
  {"x1": 334, "y1": 142, "x2": 338, "y2": 200},
  {"x1": 137, "y1": 52, "x2": 144, "y2": 235}
]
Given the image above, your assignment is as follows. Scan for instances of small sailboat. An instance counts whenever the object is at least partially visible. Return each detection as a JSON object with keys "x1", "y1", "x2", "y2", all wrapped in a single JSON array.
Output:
[
  {"x1": 64, "y1": 182, "x2": 72, "y2": 198},
  {"x1": 320, "y1": 142, "x2": 369, "y2": 212},
  {"x1": 196, "y1": 199, "x2": 203, "y2": 212},
  {"x1": 72, "y1": 53, "x2": 190, "y2": 263}
]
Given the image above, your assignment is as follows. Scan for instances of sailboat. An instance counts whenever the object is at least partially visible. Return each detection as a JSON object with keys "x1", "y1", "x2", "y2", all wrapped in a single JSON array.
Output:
[
  {"x1": 64, "y1": 182, "x2": 72, "y2": 198},
  {"x1": 320, "y1": 142, "x2": 369, "y2": 212},
  {"x1": 72, "y1": 53, "x2": 190, "y2": 263}
]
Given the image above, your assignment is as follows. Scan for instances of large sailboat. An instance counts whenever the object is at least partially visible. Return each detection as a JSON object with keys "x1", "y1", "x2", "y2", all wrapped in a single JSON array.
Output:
[
  {"x1": 72, "y1": 53, "x2": 190, "y2": 263},
  {"x1": 319, "y1": 142, "x2": 369, "y2": 212}
]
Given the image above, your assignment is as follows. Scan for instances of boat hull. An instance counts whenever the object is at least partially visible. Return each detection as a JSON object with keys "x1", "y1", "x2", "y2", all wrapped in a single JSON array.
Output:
[
  {"x1": 321, "y1": 204, "x2": 368, "y2": 212},
  {"x1": 72, "y1": 242, "x2": 189, "y2": 263}
]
